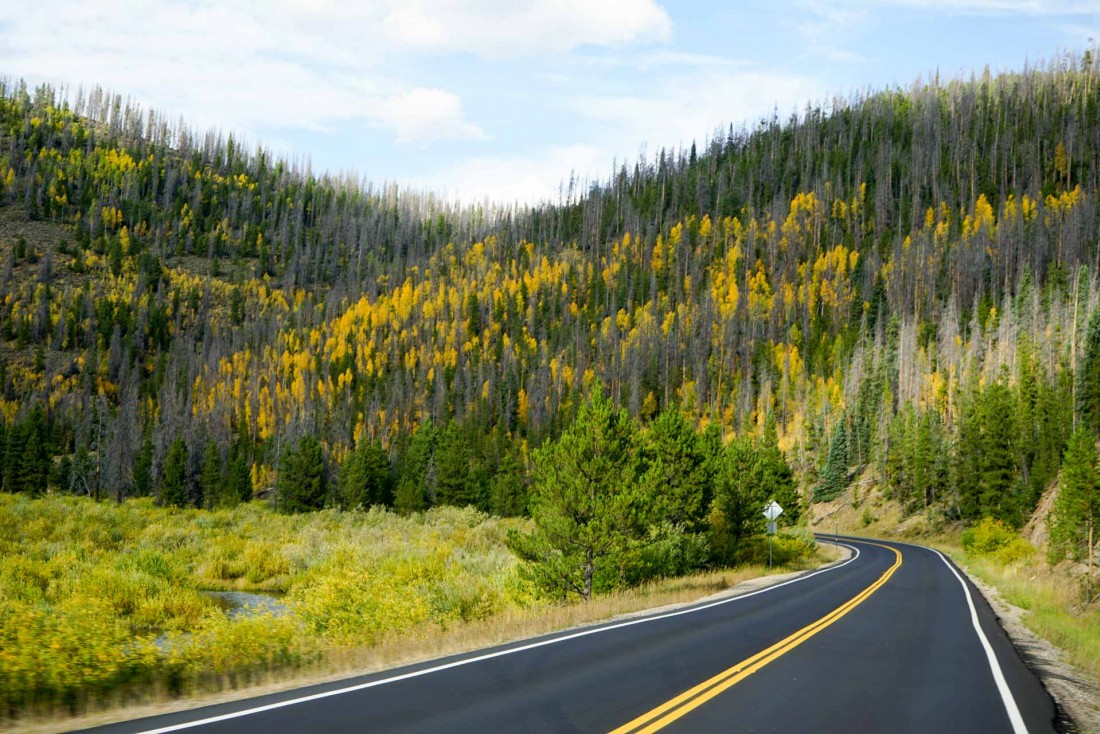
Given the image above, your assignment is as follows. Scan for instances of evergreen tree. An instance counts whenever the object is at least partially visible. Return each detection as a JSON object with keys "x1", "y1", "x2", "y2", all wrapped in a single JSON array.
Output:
[
  {"x1": 277, "y1": 435, "x2": 327, "y2": 513},
  {"x1": 1049, "y1": 428, "x2": 1100, "y2": 563},
  {"x1": 955, "y1": 378, "x2": 985, "y2": 520},
  {"x1": 489, "y1": 447, "x2": 527, "y2": 517},
  {"x1": 435, "y1": 422, "x2": 478, "y2": 507},
  {"x1": 340, "y1": 440, "x2": 392, "y2": 509},
  {"x1": 507, "y1": 385, "x2": 646, "y2": 601},
  {"x1": 133, "y1": 435, "x2": 153, "y2": 497},
  {"x1": 1078, "y1": 307, "x2": 1100, "y2": 437},
  {"x1": 160, "y1": 438, "x2": 190, "y2": 508},
  {"x1": 0, "y1": 421, "x2": 7, "y2": 493},
  {"x1": 814, "y1": 420, "x2": 849, "y2": 502},
  {"x1": 640, "y1": 407, "x2": 710, "y2": 532},
  {"x1": 12, "y1": 406, "x2": 49, "y2": 496},
  {"x1": 200, "y1": 440, "x2": 223, "y2": 508},
  {"x1": 710, "y1": 436, "x2": 763, "y2": 563},
  {"x1": 754, "y1": 421, "x2": 800, "y2": 525},
  {"x1": 394, "y1": 478, "x2": 428, "y2": 515},
  {"x1": 396, "y1": 423, "x2": 437, "y2": 507},
  {"x1": 980, "y1": 379, "x2": 1024, "y2": 525},
  {"x1": 227, "y1": 435, "x2": 253, "y2": 506}
]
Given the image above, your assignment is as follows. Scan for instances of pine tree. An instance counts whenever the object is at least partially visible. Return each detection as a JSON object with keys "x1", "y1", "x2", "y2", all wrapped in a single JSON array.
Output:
[
  {"x1": 955, "y1": 378, "x2": 984, "y2": 520},
  {"x1": 1077, "y1": 307, "x2": 1100, "y2": 437},
  {"x1": 200, "y1": 440, "x2": 223, "y2": 508},
  {"x1": 227, "y1": 435, "x2": 253, "y2": 504},
  {"x1": 710, "y1": 436, "x2": 762, "y2": 563},
  {"x1": 980, "y1": 379, "x2": 1023, "y2": 525},
  {"x1": 14, "y1": 406, "x2": 49, "y2": 496},
  {"x1": 435, "y1": 422, "x2": 477, "y2": 507},
  {"x1": 640, "y1": 407, "x2": 710, "y2": 532},
  {"x1": 507, "y1": 384, "x2": 645, "y2": 601},
  {"x1": 394, "y1": 478, "x2": 427, "y2": 515},
  {"x1": 396, "y1": 423, "x2": 437, "y2": 507},
  {"x1": 340, "y1": 440, "x2": 392, "y2": 510},
  {"x1": 133, "y1": 436, "x2": 153, "y2": 497},
  {"x1": 160, "y1": 438, "x2": 190, "y2": 508},
  {"x1": 490, "y1": 447, "x2": 527, "y2": 517},
  {"x1": 1049, "y1": 428, "x2": 1100, "y2": 564},
  {"x1": 814, "y1": 420, "x2": 849, "y2": 502},
  {"x1": 277, "y1": 435, "x2": 327, "y2": 513},
  {"x1": 0, "y1": 420, "x2": 8, "y2": 493},
  {"x1": 754, "y1": 422, "x2": 800, "y2": 524}
]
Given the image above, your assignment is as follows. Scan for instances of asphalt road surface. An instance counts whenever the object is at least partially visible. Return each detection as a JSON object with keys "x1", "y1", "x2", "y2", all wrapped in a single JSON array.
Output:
[{"x1": 83, "y1": 536, "x2": 1061, "y2": 733}]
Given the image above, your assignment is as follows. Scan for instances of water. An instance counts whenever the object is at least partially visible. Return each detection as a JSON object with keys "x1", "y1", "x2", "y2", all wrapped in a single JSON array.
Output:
[
  {"x1": 153, "y1": 589, "x2": 291, "y2": 652},
  {"x1": 200, "y1": 589, "x2": 289, "y2": 619}
]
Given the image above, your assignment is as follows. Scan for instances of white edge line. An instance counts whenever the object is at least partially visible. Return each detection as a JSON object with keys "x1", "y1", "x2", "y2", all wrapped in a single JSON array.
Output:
[
  {"x1": 929, "y1": 547, "x2": 1028, "y2": 734},
  {"x1": 130, "y1": 541, "x2": 861, "y2": 733}
]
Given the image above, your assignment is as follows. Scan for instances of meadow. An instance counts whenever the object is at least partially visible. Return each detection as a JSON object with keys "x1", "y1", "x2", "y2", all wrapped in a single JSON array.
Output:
[
  {"x1": 0, "y1": 494, "x2": 526, "y2": 719},
  {"x1": 0, "y1": 494, "x2": 825, "y2": 725}
]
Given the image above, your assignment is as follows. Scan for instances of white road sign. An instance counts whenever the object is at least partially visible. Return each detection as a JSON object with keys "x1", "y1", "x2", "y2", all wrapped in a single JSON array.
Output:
[{"x1": 763, "y1": 500, "x2": 784, "y2": 521}]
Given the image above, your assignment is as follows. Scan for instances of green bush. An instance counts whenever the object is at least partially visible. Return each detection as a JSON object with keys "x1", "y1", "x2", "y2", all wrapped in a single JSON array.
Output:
[
  {"x1": 0, "y1": 495, "x2": 526, "y2": 714},
  {"x1": 962, "y1": 517, "x2": 1034, "y2": 564},
  {"x1": 738, "y1": 527, "x2": 818, "y2": 566}
]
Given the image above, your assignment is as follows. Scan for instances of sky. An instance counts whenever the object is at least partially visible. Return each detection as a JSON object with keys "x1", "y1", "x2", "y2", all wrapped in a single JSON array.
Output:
[{"x1": 1, "y1": 1, "x2": 1099, "y2": 206}]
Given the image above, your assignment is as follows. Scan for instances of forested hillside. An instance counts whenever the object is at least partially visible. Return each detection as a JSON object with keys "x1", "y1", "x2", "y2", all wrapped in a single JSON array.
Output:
[{"x1": 1, "y1": 53, "x2": 1099, "y2": 561}]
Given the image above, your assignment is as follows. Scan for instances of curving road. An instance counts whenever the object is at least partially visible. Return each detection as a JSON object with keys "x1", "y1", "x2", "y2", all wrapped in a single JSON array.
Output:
[{"x1": 82, "y1": 537, "x2": 1061, "y2": 733}]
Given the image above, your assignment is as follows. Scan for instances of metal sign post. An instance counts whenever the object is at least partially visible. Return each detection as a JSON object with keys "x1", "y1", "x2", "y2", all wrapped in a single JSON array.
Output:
[{"x1": 763, "y1": 501, "x2": 783, "y2": 568}]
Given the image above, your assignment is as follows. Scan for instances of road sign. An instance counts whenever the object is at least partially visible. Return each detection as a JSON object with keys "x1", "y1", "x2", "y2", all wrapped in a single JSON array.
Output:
[
  {"x1": 767, "y1": 521, "x2": 777, "y2": 535},
  {"x1": 763, "y1": 500, "x2": 783, "y2": 521}
]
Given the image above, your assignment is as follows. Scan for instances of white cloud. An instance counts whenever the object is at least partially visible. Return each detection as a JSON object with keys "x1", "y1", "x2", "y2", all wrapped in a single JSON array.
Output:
[
  {"x1": 0, "y1": 0, "x2": 671, "y2": 145},
  {"x1": 571, "y1": 69, "x2": 822, "y2": 152},
  {"x1": 381, "y1": 0, "x2": 671, "y2": 57},
  {"x1": 374, "y1": 88, "x2": 487, "y2": 145},
  {"x1": 420, "y1": 145, "x2": 613, "y2": 206},
  {"x1": 416, "y1": 61, "x2": 824, "y2": 206}
]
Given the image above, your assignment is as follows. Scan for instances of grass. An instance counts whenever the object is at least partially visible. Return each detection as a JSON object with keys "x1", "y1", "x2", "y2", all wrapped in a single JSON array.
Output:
[
  {"x1": 935, "y1": 541, "x2": 1100, "y2": 683},
  {"x1": 0, "y1": 494, "x2": 834, "y2": 731},
  {"x1": 0, "y1": 494, "x2": 526, "y2": 723}
]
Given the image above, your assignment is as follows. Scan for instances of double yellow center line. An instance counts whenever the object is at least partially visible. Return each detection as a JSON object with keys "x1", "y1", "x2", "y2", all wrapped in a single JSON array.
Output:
[{"x1": 609, "y1": 542, "x2": 903, "y2": 734}]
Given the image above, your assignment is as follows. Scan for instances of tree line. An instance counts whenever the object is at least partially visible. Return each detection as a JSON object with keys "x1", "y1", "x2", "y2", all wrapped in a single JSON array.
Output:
[{"x1": 0, "y1": 53, "x2": 1099, "y2": 568}]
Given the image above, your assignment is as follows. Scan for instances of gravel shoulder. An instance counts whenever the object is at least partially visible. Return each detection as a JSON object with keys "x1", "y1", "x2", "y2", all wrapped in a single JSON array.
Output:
[{"x1": 962, "y1": 567, "x2": 1100, "y2": 734}]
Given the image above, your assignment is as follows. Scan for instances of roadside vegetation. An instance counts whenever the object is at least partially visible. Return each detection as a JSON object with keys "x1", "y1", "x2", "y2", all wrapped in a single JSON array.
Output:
[
  {"x1": 955, "y1": 518, "x2": 1100, "y2": 682},
  {"x1": 0, "y1": 495, "x2": 525, "y2": 718},
  {"x1": 0, "y1": 489, "x2": 823, "y2": 725}
]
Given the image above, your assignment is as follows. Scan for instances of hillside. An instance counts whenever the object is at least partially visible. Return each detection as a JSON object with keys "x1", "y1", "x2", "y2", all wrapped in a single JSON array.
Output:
[{"x1": 0, "y1": 55, "x2": 1099, "y2": 540}]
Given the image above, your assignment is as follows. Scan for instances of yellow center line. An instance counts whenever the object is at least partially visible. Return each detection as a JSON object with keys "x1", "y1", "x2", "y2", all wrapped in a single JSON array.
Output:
[{"x1": 608, "y1": 541, "x2": 903, "y2": 734}]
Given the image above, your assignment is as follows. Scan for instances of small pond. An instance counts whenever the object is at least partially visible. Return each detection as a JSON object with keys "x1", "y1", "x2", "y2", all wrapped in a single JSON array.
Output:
[
  {"x1": 153, "y1": 590, "x2": 291, "y2": 652},
  {"x1": 200, "y1": 590, "x2": 290, "y2": 619}
]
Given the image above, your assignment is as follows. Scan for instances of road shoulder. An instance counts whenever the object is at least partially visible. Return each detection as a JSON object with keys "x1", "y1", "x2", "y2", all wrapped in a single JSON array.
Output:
[{"x1": 960, "y1": 565, "x2": 1100, "y2": 734}]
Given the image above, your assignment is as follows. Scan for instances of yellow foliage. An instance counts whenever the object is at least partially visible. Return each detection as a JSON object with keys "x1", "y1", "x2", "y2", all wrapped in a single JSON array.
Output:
[{"x1": 0, "y1": 496, "x2": 526, "y2": 710}]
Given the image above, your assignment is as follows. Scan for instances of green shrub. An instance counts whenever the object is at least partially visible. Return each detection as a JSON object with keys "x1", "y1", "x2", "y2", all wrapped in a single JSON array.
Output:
[
  {"x1": 962, "y1": 517, "x2": 1034, "y2": 564},
  {"x1": 737, "y1": 527, "x2": 818, "y2": 566},
  {"x1": 0, "y1": 494, "x2": 527, "y2": 714}
]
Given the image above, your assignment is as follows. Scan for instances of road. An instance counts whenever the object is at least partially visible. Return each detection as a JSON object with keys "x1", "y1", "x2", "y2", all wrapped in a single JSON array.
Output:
[{"x1": 83, "y1": 537, "x2": 1061, "y2": 733}]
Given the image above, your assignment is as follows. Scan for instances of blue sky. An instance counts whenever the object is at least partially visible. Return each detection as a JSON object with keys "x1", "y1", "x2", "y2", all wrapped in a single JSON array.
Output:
[{"x1": 1, "y1": 1, "x2": 1098, "y2": 204}]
